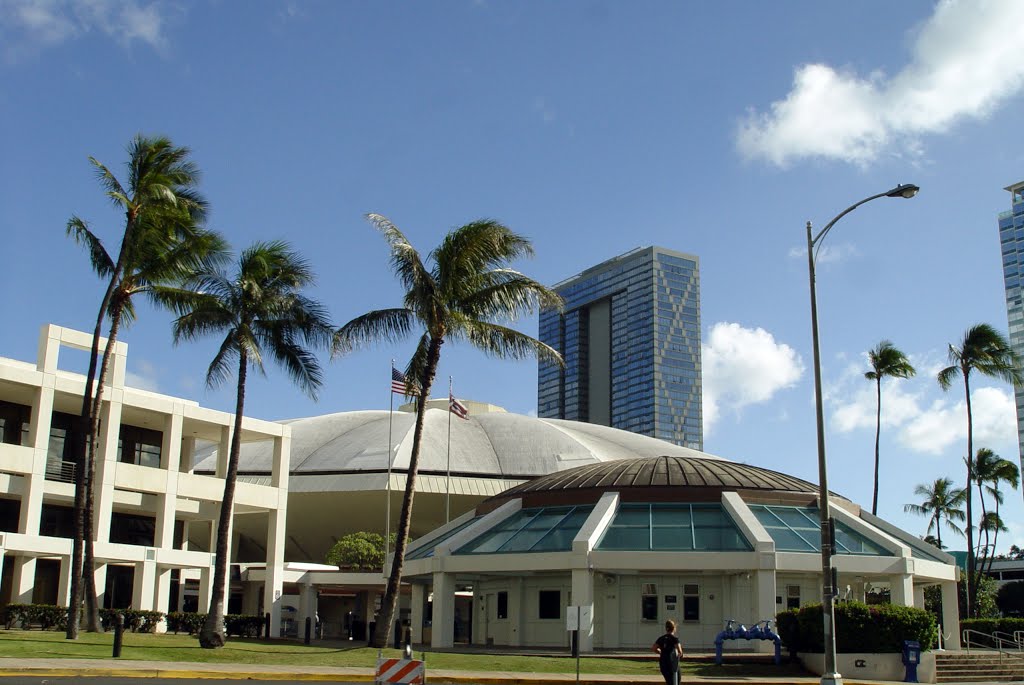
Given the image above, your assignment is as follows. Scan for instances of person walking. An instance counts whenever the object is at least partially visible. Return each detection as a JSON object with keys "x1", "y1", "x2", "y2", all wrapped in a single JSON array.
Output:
[{"x1": 652, "y1": 619, "x2": 683, "y2": 685}]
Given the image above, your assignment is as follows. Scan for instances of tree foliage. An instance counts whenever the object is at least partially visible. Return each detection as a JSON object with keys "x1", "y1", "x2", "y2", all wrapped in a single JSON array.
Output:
[{"x1": 325, "y1": 532, "x2": 394, "y2": 571}]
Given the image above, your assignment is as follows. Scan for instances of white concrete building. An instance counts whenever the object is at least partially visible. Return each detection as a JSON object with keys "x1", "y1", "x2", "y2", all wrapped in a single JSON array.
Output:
[
  {"x1": 0, "y1": 325, "x2": 290, "y2": 634},
  {"x1": 401, "y1": 456, "x2": 962, "y2": 653}
]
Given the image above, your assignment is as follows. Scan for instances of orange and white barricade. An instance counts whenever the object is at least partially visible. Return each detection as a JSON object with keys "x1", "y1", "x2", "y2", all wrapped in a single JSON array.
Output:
[{"x1": 375, "y1": 656, "x2": 425, "y2": 684}]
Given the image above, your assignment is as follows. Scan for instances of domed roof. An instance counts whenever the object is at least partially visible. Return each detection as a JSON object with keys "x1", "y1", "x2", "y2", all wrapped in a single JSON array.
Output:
[
  {"x1": 483, "y1": 454, "x2": 823, "y2": 508},
  {"x1": 199, "y1": 406, "x2": 721, "y2": 481}
]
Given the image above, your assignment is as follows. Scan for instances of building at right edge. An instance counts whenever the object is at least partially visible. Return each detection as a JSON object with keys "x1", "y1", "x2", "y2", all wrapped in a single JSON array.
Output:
[
  {"x1": 999, "y1": 182, "x2": 1024, "y2": 476},
  {"x1": 537, "y1": 246, "x2": 702, "y2": 449}
]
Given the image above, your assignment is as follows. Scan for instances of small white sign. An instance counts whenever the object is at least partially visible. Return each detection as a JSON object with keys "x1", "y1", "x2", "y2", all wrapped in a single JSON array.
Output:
[{"x1": 565, "y1": 605, "x2": 592, "y2": 631}]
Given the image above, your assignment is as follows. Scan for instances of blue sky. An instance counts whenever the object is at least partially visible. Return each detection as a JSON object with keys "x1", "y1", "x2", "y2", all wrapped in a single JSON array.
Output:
[{"x1": 2, "y1": 0, "x2": 1024, "y2": 554}]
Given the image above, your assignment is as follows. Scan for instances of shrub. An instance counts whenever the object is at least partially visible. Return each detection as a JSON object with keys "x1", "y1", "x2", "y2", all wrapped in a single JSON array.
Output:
[
  {"x1": 777, "y1": 601, "x2": 937, "y2": 653},
  {"x1": 166, "y1": 611, "x2": 206, "y2": 635},
  {"x1": 997, "y1": 581, "x2": 1024, "y2": 617},
  {"x1": 99, "y1": 609, "x2": 165, "y2": 633},
  {"x1": 961, "y1": 617, "x2": 1024, "y2": 646},
  {"x1": 1, "y1": 604, "x2": 67, "y2": 631},
  {"x1": 225, "y1": 614, "x2": 263, "y2": 637}
]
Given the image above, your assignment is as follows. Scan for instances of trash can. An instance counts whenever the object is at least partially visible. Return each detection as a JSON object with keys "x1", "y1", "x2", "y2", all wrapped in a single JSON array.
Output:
[{"x1": 902, "y1": 640, "x2": 921, "y2": 683}]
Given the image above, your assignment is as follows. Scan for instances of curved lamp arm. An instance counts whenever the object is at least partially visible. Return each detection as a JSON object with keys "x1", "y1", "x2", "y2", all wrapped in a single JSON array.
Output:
[{"x1": 811, "y1": 183, "x2": 919, "y2": 261}]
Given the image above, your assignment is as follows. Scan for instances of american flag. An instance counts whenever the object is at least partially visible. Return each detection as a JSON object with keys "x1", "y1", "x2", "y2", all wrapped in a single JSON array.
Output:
[
  {"x1": 391, "y1": 367, "x2": 416, "y2": 395},
  {"x1": 449, "y1": 392, "x2": 468, "y2": 420}
]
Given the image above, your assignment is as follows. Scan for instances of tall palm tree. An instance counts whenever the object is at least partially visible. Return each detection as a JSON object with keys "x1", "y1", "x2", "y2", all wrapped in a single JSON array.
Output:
[
  {"x1": 334, "y1": 215, "x2": 563, "y2": 648},
  {"x1": 157, "y1": 241, "x2": 333, "y2": 648},
  {"x1": 938, "y1": 323, "x2": 1023, "y2": 617},
  {"x1": 904, "y1": 478, "x2": 967, "y2": 551},
  {"x1": 64, "y1": 136, "x2": 207, "y2": 638},
  {"x1": 864, "y1": 341, "x2": 915, "y2": 516},
  {"x1": 972, "y1": 447, "x2": 1019, "y2": 573}
]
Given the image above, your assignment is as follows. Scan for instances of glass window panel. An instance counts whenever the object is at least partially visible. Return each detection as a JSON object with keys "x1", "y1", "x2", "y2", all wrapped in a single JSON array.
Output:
[
  {"x1": 769, "y1": 528, "x2": 818, "y2": 552},
  {"x1": 599, "y1": 527, "x2": 650, "y2": 550},
  {"x1": 613, "y1": 507, "x2": 651, "y2": 526},
  {"x1": 652, "y1": 526, "x2": 692, "y2": 550},
  {"x1": 651, "y1": 506, "x2": 691, "y2": 527}
]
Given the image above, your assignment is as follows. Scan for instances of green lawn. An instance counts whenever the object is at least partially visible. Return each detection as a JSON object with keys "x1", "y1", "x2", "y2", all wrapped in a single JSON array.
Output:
[{"x1": 0, "y1": 630, "x2": 807, "y2": 678}]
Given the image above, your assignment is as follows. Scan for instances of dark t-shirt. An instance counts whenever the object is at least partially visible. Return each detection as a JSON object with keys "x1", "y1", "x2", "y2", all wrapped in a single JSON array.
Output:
[{"x1": 655, "y1": 633, "x2": 681, "y2": 669}]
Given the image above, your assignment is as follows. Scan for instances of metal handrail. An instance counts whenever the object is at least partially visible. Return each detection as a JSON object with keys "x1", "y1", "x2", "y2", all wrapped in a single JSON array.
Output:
[
  {"x1": 994, "y1": 630, "x2": 1023, "y2": 650},
  {"x1": 962, "y1": 628, "x2": 1024, "y2": 663},
  {"x1": 1017, "y1": 630, "x2": 1024, "y2": 646}
]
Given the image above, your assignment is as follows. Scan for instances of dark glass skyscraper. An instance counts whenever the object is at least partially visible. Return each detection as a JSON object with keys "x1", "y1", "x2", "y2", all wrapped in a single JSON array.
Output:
[
  {"x1": 537, "y1": 246, "x2": 702, "y2": 449},
  {"x1": 998, "y1": 181, "x2": 1024, "y2": 470}
]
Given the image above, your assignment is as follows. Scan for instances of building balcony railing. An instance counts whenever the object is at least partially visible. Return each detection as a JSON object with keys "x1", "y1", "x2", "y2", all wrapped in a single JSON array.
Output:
[{"x1": 45, "y1": 459, "x2": 76, "y2": 483}]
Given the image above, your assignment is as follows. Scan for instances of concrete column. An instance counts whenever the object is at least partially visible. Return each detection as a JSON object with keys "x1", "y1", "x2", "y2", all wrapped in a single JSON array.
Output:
[
  {"x1": 264, "y1": 500, "x2": 287, "y2": 637},
  {"x1": 570, "y1": 568, "x2": 594, "y2": 653},
  {"x1": 431, "y1": 572, "x2": 454, "y2": 648},
  {"x1": 198, "y1": 564, "x2": 213, "y2": 614},
  {"x1": 93, "y1": 563, "x2": 108, "y2": 608},
  {"x1": 410, "y1": 583, "x2": 426, "y2": 644},
  {"x1": 890, "y1": 573, "x2": 914, "y2": 608},
  {"x1": 154, "y1": 567, "x2": 173, "y2": 630},
  {"x1": 755, "y1": 569, "x2": 777, "y2": 654},
  {"x1": 57, "y1": 555, "x2": 71, "y2": 606},
  {"x1": 242, "y1": 581, "x2": 260, "y2": 616},
  {"x1": 156, "y1": 412, "x2": 183, "y2": 549},
  {"x1": 133, "y1": 559, "x2": 157, "y2": 611},
  {"x1": 180, "y1": 436, "x2": 196, "y2": 474},
  {"x1": 93, "y1": 400, "x2": 124, "y2": 544},
  {"x1": 215, "y1": 426, "x2": 230, "y2": 479},
  {"x1": 940, "y1": 581, "x2": 961, "y2": 650},
  {"x1": 298, "y1": 580, "x2": 316, "y2": 639},
  {"x1": 913, "y1": 585, "x2": 925, "y2": 610},
  {"x1": 11, "y1": 556, "x2": 35, "y2": 604},
  {"x1": 21, "y1": 382, "x2": 55, "y2": 536},
  {"x1": 509, "y1": 575, "x2": 524, "y2": 647}
]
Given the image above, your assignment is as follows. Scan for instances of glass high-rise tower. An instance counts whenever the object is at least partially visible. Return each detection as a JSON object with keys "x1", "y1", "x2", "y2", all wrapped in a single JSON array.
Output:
[
  {"x1": 537, "y1": 246, "x2": 702, "y2": 449},
  {"x1": 999, "y1": 181, "x2": 1024, "y2": 470}
]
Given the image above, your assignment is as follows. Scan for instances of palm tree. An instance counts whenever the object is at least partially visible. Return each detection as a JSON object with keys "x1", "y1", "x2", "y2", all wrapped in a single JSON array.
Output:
[
  {"x1": 904, "y1": 478, "x2": 967, "y2": 550},
  {"x1": 334, "y1": 215, "x2": 563, "y2": 647},
  {"x1": 157, "y1": 241, "x2": 333, "y2": 648},
  {"x1": 972, "y1": 447, "x2": 1019, "y2": 573},
  {"x1": 64, "y1": 136, "x2": 207, "y2": 638},
  {"x1": 938, "y1": 323, "x2": 1023, "y2": 616},
  {"x1": 864, "y1": 341, "x2": 916, "y2": 516}
]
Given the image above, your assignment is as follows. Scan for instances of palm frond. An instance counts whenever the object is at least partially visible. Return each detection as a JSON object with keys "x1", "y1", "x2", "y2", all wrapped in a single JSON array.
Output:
[
  {"x1": 459, "y1": 269, "x2": 563, "y2": 320},
  {"x1": 460, "y1": 320, "x2": 564, "y2": 367},
  {"x1": 204, "y1": 333, "x2": 238, "y2": 389},
  {"x1": 334, "y1": 308, "x2": 414, "y2": 355},
  {"x1": 88, "y1": 157, "x2": 128, "y2": 208},
  {"x1": 366, "y1": 214, "x2": 433, "y2": 298},
  {"x1": 937, "y1": 365, "x2": 959, "y2": 391},
  {"x1": 66, "y1": 216, "x2": 115, "y2": 277}
]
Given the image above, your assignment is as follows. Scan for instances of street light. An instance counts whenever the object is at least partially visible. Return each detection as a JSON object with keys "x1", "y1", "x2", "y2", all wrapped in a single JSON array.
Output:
[{"x1": 806, "y1": 183, "x2": 919, "y2": 685}]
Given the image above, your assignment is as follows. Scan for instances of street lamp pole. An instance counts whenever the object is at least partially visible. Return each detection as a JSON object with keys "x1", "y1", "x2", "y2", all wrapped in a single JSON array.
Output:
[{"x1": 806, "y1": 183, "x2": 919, "y2": 685}]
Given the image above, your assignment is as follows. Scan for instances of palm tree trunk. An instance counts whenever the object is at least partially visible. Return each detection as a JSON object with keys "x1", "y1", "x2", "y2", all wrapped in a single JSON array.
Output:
[
  {"x1": 963, "y1": 371, "x2": 975, "y2": 618},
  {"x1": 81, "y1": 300, "x2": 125, "y2": 633},
  {"x1": 989, "y1": 497, "x2": 1002, "y2": 575},
  {"x1": 66, "y1": 262, "x2": 129, "y2": 639},
  {"x1": 199, "y1": 350, "x2": 247, "y2": 649},
  {"x1": 872, "y1": 377, "x2": 882, "y2": 516},
  {"x1": 936, "y1": 511, "x2": 942, "y2": 551},
  {"x1": 372, "y1": 337, "x2": 442, "y2": 649}
]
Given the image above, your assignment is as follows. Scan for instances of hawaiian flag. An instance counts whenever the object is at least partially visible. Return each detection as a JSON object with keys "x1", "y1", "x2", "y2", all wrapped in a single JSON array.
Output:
[
  {"x1": 391, "y1": 367, "x2": 417, "y2": 395},
  {"x1": 449, "y1": 392, "x2": 468, "y2": 420}
]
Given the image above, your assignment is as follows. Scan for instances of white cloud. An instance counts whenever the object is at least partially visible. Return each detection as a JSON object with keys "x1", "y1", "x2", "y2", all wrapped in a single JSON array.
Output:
[
  {"x1": 737, "y1": 0, "x2": 1024, "y2": 167},
  {"x1": 125, "y1": 358, "x2": 159, "y2": 392},
  {"x1": 897, "y1": 386, "x2": 1017, "y2": 455},
  {"x1": 1, "y1": 0, "x2": 168, "y2": 57},
  {"x1": 702, "y1": 322, "x2": 804, "y2": 433},
  {"x1": 788, "y1": 242, "x2": 860, "y2": 264},
  {"x1": 832, "y1": 380, "x2": 922, "y2": 433}
]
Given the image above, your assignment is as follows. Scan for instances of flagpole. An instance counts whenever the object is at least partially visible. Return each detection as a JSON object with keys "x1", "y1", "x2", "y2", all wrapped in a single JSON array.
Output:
[{"x1": 446, "y1": 376, "x2": 452, "y2": 524}]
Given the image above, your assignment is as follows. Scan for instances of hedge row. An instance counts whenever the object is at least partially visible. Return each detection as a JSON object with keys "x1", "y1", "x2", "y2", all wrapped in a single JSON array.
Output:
[
  {"x1": 166, "y1": 612, "x2": 263, "y2": 637},
  {"x1": 776, "y1": 601, "x2": 937, "y2": 654},
  {"x1": 1, "y1": 604, "x2": 67, "y2": 630},
  {"x1": 960, "y1": 617, "x2": 1024, "y2": 645}
]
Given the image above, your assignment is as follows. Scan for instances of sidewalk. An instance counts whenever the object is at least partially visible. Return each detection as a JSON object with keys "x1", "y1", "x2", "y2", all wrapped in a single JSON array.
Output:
[{"x1": 0, "y1": 657, "x2": 911, "y2": 685}]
